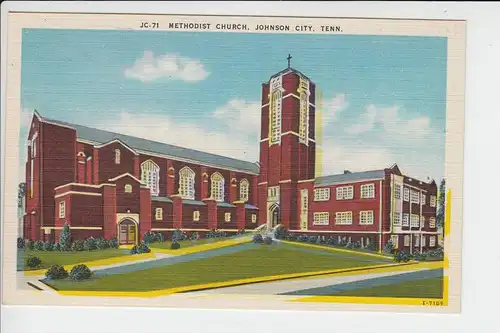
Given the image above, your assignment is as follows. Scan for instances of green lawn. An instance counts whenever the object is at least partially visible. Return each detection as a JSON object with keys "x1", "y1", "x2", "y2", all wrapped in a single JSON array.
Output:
[
  {"x1": 149, "y1": 238, "x2": 222, "y2": 249},
  {"x1": 18, "y1": 248, "x2": 131, "y2": 270},
  {"x1": 330, "y1": 277, "x2": 444, "y2": 299},
  {"x1": 46, "y1": 243, "x2": 392, "y2": 292}
]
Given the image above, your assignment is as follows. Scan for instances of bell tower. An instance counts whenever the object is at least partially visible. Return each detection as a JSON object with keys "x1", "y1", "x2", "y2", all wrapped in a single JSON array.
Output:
[{"x1": 257, "y1": 56, "x2": 316, "y2": 231}]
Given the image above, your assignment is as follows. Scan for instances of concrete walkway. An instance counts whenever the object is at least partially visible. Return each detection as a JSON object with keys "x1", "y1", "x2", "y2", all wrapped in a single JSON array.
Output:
[
  {"x1": 189, "y1": 267, "x2": 435, "y2": 296},
  {"x1": 281, "y1": 268, "x2": 444, "y2": 296}
]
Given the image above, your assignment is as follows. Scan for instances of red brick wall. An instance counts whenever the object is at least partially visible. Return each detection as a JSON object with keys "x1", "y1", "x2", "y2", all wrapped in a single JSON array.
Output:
[
  {"x1": 182, "y1": 204, "x2": 208, "y2": 229},
  {"x1": 217, "y1": 206, "x2": 237, "y2": 229},
  {"x1": 245, "y1": 209, "x2": 259, "y2": 229},
  {"x1": 115, "y1": 176, "x2": 141, "y2": 214},
  {"x1": 68, "y1": 194, "x2": 103, "y2": 228},
  {"x1": 41, "y1": 122, "x2": 77, "y2": 231},
  {"x1": 98, "y1": 142, "x2": 135, "y2": 183},
  {"x1": 151, "y1": 201, "x2": 174, "y2": 229},
  {"x1": 308, "y1": 180, "x2": 382, "y2": 232},
  {"x1": 102, "y1": 185, "x2": 117, "y2": 239}
]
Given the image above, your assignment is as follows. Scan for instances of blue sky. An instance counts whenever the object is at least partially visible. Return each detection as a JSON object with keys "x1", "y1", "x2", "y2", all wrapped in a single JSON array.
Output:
[{"x1": 19, "y1": 28, "x2": 447, "y2": 183}]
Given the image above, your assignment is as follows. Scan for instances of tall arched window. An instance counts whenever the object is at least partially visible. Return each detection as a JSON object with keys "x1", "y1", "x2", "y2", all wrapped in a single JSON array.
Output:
[
  {"x1": 115, "y1": 149, "x2": 121, "y2": 164},
  {"x1": 179, "y1": 167, "x2": 195, "y2": 200},
  {"x1": 141, "y1": 160, "x2": 160, "y2": 196},
  {"x1": 298, "y1": 78, "x2": 310, "y2": 145},
  {"x1": 239, "y1": 179, "x2": 249, "y2": 202},
  {"x1": 211, "y1": 172, "x2": 225, "y2": 202}
]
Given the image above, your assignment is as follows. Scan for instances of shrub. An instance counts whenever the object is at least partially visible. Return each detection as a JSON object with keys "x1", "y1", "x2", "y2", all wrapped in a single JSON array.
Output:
[
  {"x1": 45, "y1": 264, "x2": 68, "y2": 280},
  {"x1": 393, "y1": 251, "x2": 411, "y2": 263},
  {"x1": 316, "y1": 236, "x2": 322, "y2": 245},
  {"x1": 143, "y1": 232, "x2": 155, "y2": 244},
  {"x1": 25, "y1": 240, "x2": 34, "y2": 250},
  {"x1": 34, "y1": 240, "x2": 45, "y2": 251},
  {"x1": 130, "y1": 245, "x2": 138, "y2": 254},
  {"x1": 69, "y1": 264, "x2": 92, "y2": 280},
  {"x1": 307, "y1": 235, "x2": 317, "y2": 244},
  {"x1": 170, "y1": 242, "x2": 181, "y2": 250},
  {"x1": 26, "y1": 256, "x2": 42, "y2": 268},
  {"x1": 286, "y1": 234, "x2": 297, "y2": 241},
  {"x1": 95, "y1": 238, "x2": 108, "y2": 250},
  {"x1": 53, "y1": 242, "x2": 62, "y2": 252},
  {"x1": 83, "y1": 237, "x2": 97, "y2": 251},
  {"x1": 17, "y1": 237, "x2": 25, "y2": 249},
  {"x1": 236, "y1": 229, "x2": 246, "y2": 236},
  {"x1": 383, "y1": 240, "x2": 395, "y2": 254},
  {"x1": 252, "y1": 234, "x2": 264, "y2": 243},
  {"x1": 154, "y1": 232, "x2": 165, "y2": 243},
  {"x1": 327, "y1": 236, "x2": 337, "y2": 246},
  {"x1": 190, "y1": 232, "x2": 200, "y2": 241},
  {"x1": 138, "y1": 241, "x2": 151, "y2": 253},
  {"x1": 71, "y1": 239, "x2": 85, "y2": 252},
  {"x1": 345, "y1": 242, "x2": 354, "y2": 249},
  {"x1": 297, "y1": 234, "x2": 308, "y2": 242},
  {"x1": 172, "y1": 229, "x2": 186, "y2": 243},
  {"x1": 59, "y1": 223, "x2": 71, "y2": 251},
  {"x1": 43, "y1": 241, "x2": 54, "y2": 251},
  {"x1": 263, "y1": 236, "x2": 273, "y2": 245},
  {"x1": 274, "y1": 225, "x2": 288, "y2": 240},
  {"x1": 108, "y1": 237, "x2": 119, "y2": 249}
]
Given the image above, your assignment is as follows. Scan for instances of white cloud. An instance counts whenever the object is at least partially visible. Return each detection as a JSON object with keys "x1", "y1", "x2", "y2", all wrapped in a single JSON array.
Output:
[
  {"x1": 320, "y1": 93, "x2": 348, "y2": 125},
  {"x1": 319, "y1": 139, "x2": 394, "y2": 176},
  {"x1": 345, "y1": 104, "x2": 378, "y2": 134},
  {"x1": 124, "y1": 51, "x2": 210, "y2": 83},
  {"x1": 344, "y1": 104, "x2": 437, "y2": 142},
  {"x1": 213, "y1": 99, "x2": 261, "y2": 135}
]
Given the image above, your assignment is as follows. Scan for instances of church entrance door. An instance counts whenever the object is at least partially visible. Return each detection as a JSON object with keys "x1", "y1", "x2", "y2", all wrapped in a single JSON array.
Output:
[
  {"x1": 118, "y1": 219, "x2": 137, "y2": 245},
  {"x1": 270, "y1": 204, "x2": 280, "y2": 228}
]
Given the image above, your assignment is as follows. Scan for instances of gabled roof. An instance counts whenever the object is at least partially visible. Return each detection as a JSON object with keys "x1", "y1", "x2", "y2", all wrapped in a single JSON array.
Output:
[
  {"x1": 36, "y1": 113, "x2": 260, "y2": 175},
  {"x1": 315, "y1": 170, "x2": 386, "y2": 187}
]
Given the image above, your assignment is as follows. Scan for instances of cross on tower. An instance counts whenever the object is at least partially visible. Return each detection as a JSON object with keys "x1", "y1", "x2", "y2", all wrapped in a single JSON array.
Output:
[{"x1": 287, "y1": 54, "x2": 292, "y2": 68}]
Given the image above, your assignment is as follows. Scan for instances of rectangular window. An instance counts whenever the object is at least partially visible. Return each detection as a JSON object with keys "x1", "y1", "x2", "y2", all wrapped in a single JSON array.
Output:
[
  {"x1": 429, "y1": 236, "x2": 436, "y2": 247},
  {"x1": 394, "y1": 185, "x2": 402, "y2": 199},
  {"x1": 251, "y1": 214, "x2": 257, "y2": 223},
  {"x1": 411, "y1": 190, "x2": 420, "y2": 204},
  {"x1": 268, "y1": 186, "x2": 279, "y2": 200},
  {"x1": 269, "y1": 90, "x2": 282, "y2": 145},
  {"x1": 422, "y1": 236, "x2": 426, "y2": 247},
  {"x1": 193, "y1": 211, "x2": 200, "y2": 222},
  {"x1": 391, "y1": 235, "x2": 399, "y2": 249},
  {"x1": 414, "y1": 235, "x2": 420, "y2": 246},
  {"x1": 421, "y1": 193, "x2": 426, "y2": 205},
  {"x1": 360, "y1": 211, "x2": 374, "y2": 225},
  {"x1": 411, "y1": 214, "x2": 420, "y2": 227},
  {"x1": 32, "y1": 137, "x2": 37, "y2": 158},
  {"x1": 300, "y1": 189, "x2": 308, "y2": 230},
  {"x1": 404, "y1": 235, "x2": 410, "y2": 246},
  {"x1": 313, "y1": 212, "x2": 329, "y2": 226},
  {"x1": 336, "y1": 186, "x2": 354, "y2": 200},
  {"x1": 420, "y1": 216, "x2": 425, "y2": 228},
  {"x1": 335, "y1": 211, "x2": 353, "y2": 225},
  {"x1": 429, "y1": 217, "x2": 436, "y2": 228},
  {"x1": 393, "y1": 212, "x2": 401, "y2": 226},
  {"x1": 58, "y1": 201, "x2": 66, "y2": 218},
  {"x1": 360, "y1": 184, "x2": 375, "y2": 199},
  {"x1": 403, "y1": 188, "x2": 410, "y2": 201},
  {"x1": 313, "y1": 188, "x2": 330, "y2": 201},
  {"x1": 155, "y1": 208, "x2": 163, "y2": 221},
  {"x1": 30, "y1": 159, "x2": 34, "y2": 198},
  {"x1": 402, "y1": 213, "x2": 409, "y2": 227},
  {"x1": 430, "y1": 195, "x2": 437, "y2": 207},
  {"x1": 225, "y1": 212, "x2": 231, "y2": 222}
]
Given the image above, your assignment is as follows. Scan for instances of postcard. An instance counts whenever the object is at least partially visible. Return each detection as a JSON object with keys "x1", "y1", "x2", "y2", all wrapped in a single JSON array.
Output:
[{"x1": 2, "y1": 11, "x2": 465, "y2": 314}]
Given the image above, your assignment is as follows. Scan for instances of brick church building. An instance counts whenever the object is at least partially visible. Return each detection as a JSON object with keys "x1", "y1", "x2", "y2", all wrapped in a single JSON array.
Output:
[{"x1": 23, "y1": 64, "x2": 439, "y2": 252}]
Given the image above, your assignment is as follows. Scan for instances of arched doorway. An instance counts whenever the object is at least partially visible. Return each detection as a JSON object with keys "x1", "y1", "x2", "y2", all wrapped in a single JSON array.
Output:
[
  {"x1": 118, "y1": 219, "x2": 137, "y2": 245},
  {"x1": 269, "y1": 204, "x2": 280, "y2": 228}
]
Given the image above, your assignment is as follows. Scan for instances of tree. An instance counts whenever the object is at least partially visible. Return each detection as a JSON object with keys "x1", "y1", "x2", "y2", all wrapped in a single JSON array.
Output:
[
  {"x1": 59, "y1": 223, "x2": 71, "y2": 251},
  {"x1": 436, "y1": 179, "x2": 446, "y2": 231},
  {"x1": 18, "y1": 182, "x2": 26, "y2": 208}
]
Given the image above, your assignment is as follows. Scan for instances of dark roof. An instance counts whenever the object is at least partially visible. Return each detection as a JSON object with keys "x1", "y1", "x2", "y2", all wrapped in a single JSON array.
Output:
[
  {"x1": 245, "y1": 204, "x2": 259, "y2": 210},
  {"x1": 182, "y1": 199, "x2": 205, "y2": 206},
  {"x1": 315, "y1": 170, "x2": 386, "y2": 187},
  {"x1": 269, "y1": 67, "x2": 312, "y2": 82},
  {"x1": 38, "y1": 113, "x2": 260, "y2": 175},
  {"x1": 151, "y1": 196, "x2": 172, "y2": 203},
  {"x1": 217, "y1": 202, "x2": 235, "y2": 208}
]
